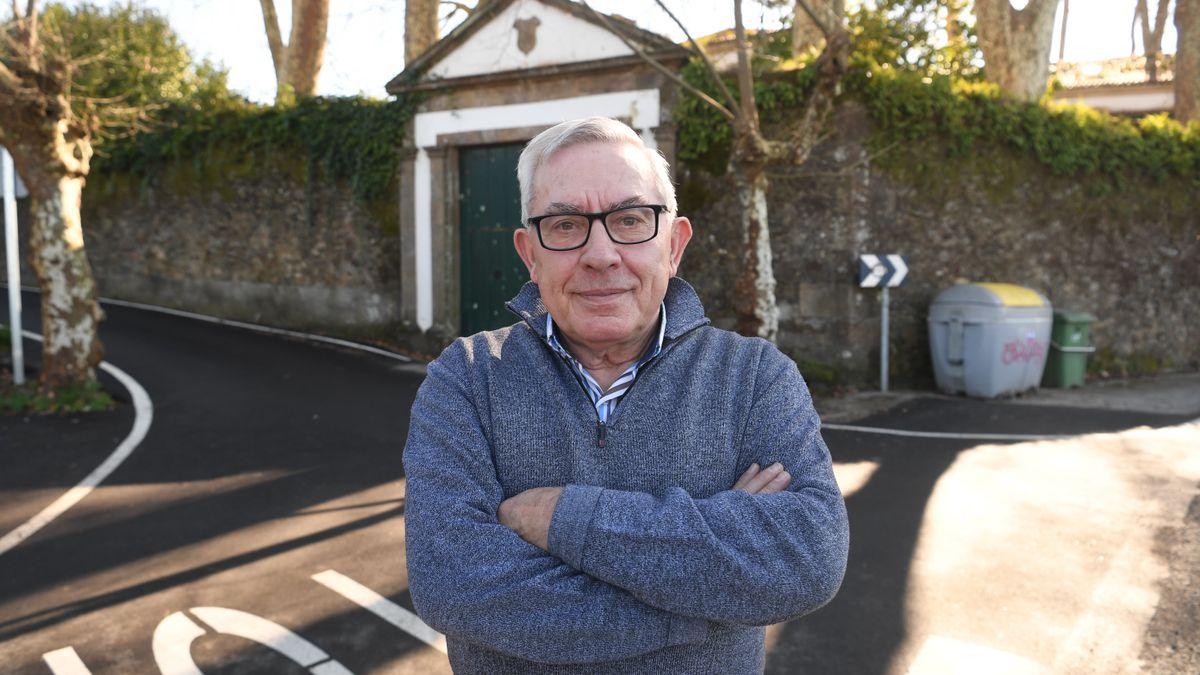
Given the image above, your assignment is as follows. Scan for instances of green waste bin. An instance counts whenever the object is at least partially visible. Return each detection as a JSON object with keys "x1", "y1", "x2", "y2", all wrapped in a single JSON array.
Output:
[{"x1": 1042, "y1": 310, "x2": 1095, "y2": 388}]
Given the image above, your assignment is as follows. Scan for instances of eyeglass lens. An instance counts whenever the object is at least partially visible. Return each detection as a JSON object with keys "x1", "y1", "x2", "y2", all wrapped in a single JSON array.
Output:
[{"x1": 539, "y1": 207, "x2": 657, "y2": 249}]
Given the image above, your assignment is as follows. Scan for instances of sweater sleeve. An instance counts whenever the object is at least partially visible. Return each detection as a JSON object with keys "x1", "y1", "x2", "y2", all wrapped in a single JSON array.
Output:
[
  {"x1": 402, "y1": 341, "x2": 709, "y2": 664},
  {"x1": 546, "y1": 342, "x2": 850, "y2": 626}
]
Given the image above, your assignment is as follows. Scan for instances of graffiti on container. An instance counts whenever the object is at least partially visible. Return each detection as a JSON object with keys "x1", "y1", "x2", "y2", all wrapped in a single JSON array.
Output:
[{"x1": 1002, "y1": 334, "x2": 1045, "y2": 365}]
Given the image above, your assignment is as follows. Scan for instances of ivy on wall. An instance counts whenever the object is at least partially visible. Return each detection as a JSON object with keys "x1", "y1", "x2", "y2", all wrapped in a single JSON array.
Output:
[
  {"x1": 673, "y1": 56, "x2": 1200, "y2": 194},
  {"x1": 95, "y1": 96, "x2": 416, "y2": 205}
]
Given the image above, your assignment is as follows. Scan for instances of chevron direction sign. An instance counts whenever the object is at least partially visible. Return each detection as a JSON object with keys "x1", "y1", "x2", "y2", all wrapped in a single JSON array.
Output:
[{"x1": 858, "y1": 254, "x2": 909, "y2": 288}]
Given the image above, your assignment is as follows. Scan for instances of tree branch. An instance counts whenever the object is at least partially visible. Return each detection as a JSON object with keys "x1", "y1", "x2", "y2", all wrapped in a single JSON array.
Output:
[
  {"x1": 580, "y1": 0, "x2": 735, "y2": 121},
  {"x1": 258, "y1": 0, "x2": 286, "y2": 82},
  {"x1": 651, "y1": 0, "x2": 738, "y2": 115},
  {"x1": 440, "y1": 0, "x2": 474, "y2": 16},
  {"x1": 1058, "y1": 0, "x2": 1068, "y2": 62},
  {"x1": 795, "y1": 0, "x2": 832, "y2": 39},
  {"x1": 24, "y1": 0, "x2": 36, "y2": 52},
  {"x1": 732, "y1": 0, "x2": 758, "y2": 128},
  {"x1": 1152, "y1": 0, "x2": 1170, "y2": 44}
]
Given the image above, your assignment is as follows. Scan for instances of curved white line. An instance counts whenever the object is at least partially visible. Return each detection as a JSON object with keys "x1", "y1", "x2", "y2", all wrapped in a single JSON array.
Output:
[
  {"x1": 10, "y1": 284, "x2": 413, "y2": 363},
  {"x1": 0, "y1": 330, "x2": 153, "y2": 557}
]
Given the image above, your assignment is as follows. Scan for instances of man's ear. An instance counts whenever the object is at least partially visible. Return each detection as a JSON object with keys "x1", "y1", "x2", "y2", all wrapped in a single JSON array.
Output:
[
  {"x1": 514, "y1": 226, "x2": 539, "y2": 283},
  {"x1": 667, "y1": 216, "x2": 693, "y2": 276}
]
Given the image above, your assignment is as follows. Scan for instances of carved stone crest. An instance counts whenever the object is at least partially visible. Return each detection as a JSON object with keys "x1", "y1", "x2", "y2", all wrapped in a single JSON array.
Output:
[{"x1": 513, "y1": 16, "x2": 541, "y2": 55}]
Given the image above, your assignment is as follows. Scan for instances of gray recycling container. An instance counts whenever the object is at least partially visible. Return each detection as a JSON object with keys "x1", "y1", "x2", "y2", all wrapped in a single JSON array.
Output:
[{"x1": 928, "y1": 283, "x2": 1052, "y2": 398}]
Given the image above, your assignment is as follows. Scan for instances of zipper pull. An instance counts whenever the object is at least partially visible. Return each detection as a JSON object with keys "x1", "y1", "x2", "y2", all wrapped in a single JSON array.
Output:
[{"x1": 596, "y1": 420, "x2": 606, "y2": 448}]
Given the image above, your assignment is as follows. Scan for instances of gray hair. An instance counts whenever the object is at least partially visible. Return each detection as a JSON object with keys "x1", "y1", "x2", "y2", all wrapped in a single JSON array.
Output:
[{"x1": 516, "y1": 116, "x2": 677, "y2": 223}]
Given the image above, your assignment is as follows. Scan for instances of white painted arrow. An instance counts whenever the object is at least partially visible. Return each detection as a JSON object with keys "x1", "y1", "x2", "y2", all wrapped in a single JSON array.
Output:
[
  {"x1": 887, "y1": 255, "x2": 908, "y2": 287},
  {"x1": 860, "y1": 254, "x2": 886, "y2": 288}
]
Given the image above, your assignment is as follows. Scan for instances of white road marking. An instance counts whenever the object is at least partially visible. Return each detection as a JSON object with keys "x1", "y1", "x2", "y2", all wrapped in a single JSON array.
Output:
[
  {"x1": 152, "y1": 612, "x2": 207, "y2": 675},
  {"x1": 41, "y1": 647, "x2": 93, "y2": 675},
  {"x1": 152, "y1": 607, "x2": 354, "y2": 675},
  {"x1": 906, "y1": 635, "x2": 1045, "y2": 674},
  {"x1": 8, "y1": 283, "x2": 412, "y2": 362},
  {"x1": 0, "y1": 331, "x2": 154, "y2": 557},
  {"x1": 822, "y1": 422, "x2": 1072, "y2": 441},
  {"x1": 312, "y1": 569, "x2": 447, "y2": 654}
]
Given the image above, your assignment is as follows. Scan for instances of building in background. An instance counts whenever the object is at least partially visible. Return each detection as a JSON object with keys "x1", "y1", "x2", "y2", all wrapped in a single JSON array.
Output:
[
  {"x1": 1051, "y1": 55, "x2": 1175, "y2": 115},
  {"x1": 385, "y1": 0, "x2": 688, "y2": 339}
]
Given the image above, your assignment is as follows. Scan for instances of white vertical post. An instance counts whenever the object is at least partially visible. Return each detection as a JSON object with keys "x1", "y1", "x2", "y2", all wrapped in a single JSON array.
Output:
[
  {"x1": 2, "y1": 147, "x2": 24, "y2": 385},
  {"x1": 880, "y1": 285, "x2": 889, "y2": 392}
]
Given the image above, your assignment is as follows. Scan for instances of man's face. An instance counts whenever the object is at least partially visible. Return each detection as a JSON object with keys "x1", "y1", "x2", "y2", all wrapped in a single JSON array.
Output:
[{"x1": 514, "y1": 141, "x2": 692, "y2": 349}]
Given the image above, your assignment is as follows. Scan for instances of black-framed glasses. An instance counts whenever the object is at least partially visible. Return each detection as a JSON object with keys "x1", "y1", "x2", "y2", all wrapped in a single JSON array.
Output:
[{"x1": 527, "y1": 204, "x2": 665, "y2": 251}]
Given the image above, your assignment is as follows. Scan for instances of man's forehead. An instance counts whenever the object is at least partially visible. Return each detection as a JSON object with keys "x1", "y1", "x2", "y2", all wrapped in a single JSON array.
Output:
[{"x1": 532, "y1": 143, "x2": 661, "y2": 210}]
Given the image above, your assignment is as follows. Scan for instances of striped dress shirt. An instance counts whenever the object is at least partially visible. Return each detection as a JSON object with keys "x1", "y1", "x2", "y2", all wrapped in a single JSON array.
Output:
[{"x1": 545, "y1": 303, "x2": 667, "y2": 424}]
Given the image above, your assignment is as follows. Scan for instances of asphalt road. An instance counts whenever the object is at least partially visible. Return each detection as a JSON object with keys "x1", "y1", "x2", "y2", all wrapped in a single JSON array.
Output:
[{"x1": 1, "y1": 290, "x2": 1196, "y2": 674}]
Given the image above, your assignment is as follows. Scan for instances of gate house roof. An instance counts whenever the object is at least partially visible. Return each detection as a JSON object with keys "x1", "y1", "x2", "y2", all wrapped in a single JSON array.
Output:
[{"x1": 386, "y1": 0, "x2": 688, "y2": 94}]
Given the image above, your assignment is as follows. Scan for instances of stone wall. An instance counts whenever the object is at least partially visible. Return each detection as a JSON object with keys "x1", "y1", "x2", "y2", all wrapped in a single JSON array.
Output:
[
  {"x1": 678, "y1": 103, "x2": 1200, "y2": 389},
  {"x1": 76, "y1": 159, "x2": 400, "y2": 338}
]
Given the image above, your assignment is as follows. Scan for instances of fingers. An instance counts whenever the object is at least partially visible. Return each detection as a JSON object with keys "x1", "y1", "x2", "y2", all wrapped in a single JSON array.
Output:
[
  {"x1": 761, "y1": 468, "x2": 792, "y2": 493},
  {"x1": 735, "y1": 462, "x2": 791, "y2": 494},
  {"x1": 732, "y1": 463, "x2": 760, "y2": 491}
]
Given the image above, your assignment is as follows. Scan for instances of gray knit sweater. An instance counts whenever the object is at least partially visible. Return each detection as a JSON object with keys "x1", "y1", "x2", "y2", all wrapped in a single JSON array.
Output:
[{"x1": 402, "y1": 277, "x2": 849, "y2": 674}]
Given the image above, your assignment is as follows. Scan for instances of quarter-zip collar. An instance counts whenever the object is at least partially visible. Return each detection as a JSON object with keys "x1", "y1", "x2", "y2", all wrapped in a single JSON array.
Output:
[{"x1": 505, "y1": 276, "x2": 712, "y2": 346}]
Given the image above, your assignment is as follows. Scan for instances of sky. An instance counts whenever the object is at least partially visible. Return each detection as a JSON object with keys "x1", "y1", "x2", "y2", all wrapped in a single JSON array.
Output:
[{"x1": 46, "y1": 0, "x2": 1180, "y2": 104}]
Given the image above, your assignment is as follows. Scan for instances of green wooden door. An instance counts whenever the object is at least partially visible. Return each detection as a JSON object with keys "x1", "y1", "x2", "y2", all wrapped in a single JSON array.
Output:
[{"x1": 459, "y1": 143, "x2": 528, "y2": 336}]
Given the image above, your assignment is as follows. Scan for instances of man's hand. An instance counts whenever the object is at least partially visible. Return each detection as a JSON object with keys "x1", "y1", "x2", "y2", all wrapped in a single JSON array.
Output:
[
  {"x1": 499, "y1": 464, "x2": 788, "y2": 550},
  {"x1": 498, "y1": 486, "x2": 562, "y2": 551},
  {"x1": 732, "y1": 462, "x2": 792, "y2": 494}
]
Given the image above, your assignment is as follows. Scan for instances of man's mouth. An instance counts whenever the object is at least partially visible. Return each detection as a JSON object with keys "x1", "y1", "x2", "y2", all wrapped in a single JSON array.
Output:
[{"x1": 576, "y1": 288, "x2": 629, "y2": 298}]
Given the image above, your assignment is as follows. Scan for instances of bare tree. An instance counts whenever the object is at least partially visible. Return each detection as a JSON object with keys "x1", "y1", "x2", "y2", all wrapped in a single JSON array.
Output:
[
  {"x1": 1178, "y1": 0, "x2": 1199, "y2": 120},
  {"x1": 0, "y1": 1, "x2": 105, "y2": 389},
  {"x1": 1134, "y1": 0, "x2": 1173, "y2": 81},
  {"x1": 586, "y1": 0, "x2": 850, "y2": 340},
  {"x1": 406, "y1": 0, "x2": 440, "y2": 64},
  {"x1": 259, "y1": 0, "x2": 329, "y2": 103},
  {"x1": 974, "y1": 0, "x2": 1060, "y2": 101}
]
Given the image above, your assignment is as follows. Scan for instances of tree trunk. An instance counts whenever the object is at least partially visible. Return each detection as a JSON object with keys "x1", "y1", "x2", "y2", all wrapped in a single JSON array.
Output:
[
  {"x1": 284, "y1": 0, "x2": 329, "y2": 98},
  {"x1": 259, "y1": 0, "x2": 329, "y2": 103},
  {"x1": 1, "y1": 0, "x2": 105, "y2": 389},
  {"x1": 974, "y1": 0, "x2": 1060, "y2": 101},
  {"x1": 730, "y1": 156, "x2": 778, "y2": 341},
  {"x1": 1178, "y1": 0, "x2": 1200, "y2": 121},
  {"x1": 25, "y1": 173, "x2": 105, "y2": 388},
  {"x1": 406, "y1": 0, "x2": 440, "y2": 64}
]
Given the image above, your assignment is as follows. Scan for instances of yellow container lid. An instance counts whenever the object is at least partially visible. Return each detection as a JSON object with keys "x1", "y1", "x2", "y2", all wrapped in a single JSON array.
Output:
[{"x1": 972, "y1": 283, "x2": 1047, "y2": 307}]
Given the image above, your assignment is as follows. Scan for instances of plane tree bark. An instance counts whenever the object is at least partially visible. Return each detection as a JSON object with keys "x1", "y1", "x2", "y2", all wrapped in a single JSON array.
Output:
[
  {"x1": 259, "y1": 0, "x2": 329, "y2": 103},
  {"x1": 974, "y1": 0, "x2": 1060, "y2": 101},
  {"x1": 1178, "y1": 0, "x2": 1199, "y2": 121},
  {"x1": 1, "y1": 0, "x2": 105, "y2": 389}
]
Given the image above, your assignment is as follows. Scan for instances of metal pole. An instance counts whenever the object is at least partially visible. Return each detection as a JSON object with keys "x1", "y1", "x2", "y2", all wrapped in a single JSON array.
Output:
[
  {"x1": 880, "y1": 285, "x2": 889, "y2": 392},
  {"x1": 3, "y1": 147, "x2": 24, "y2": 385}
]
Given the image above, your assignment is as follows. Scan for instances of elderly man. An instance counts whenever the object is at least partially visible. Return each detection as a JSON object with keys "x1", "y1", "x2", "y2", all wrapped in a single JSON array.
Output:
[{"x1": 402, "y1": 117, "x2": 848, "y2": 674}]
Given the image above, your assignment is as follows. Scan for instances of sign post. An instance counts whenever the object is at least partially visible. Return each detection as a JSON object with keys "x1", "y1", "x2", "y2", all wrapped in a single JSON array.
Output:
[
  {"x1": 3, "y1": 147, "x2": 24, "y2": 385},
  {"x1": 857, "y1": 253, "x2": 909, "y2": 392}
]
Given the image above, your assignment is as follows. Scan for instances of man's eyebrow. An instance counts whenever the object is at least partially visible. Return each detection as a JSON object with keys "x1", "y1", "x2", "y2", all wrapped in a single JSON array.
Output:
[
  {"x1": 546, "y1": 202, "x2": 584, "y2": 215},
  {"x1": 605, "y1": 196, "x2": 649, "y2": 211},
  {"x1": 544, "y1": 196, "x2": 648, "y2": 215}
]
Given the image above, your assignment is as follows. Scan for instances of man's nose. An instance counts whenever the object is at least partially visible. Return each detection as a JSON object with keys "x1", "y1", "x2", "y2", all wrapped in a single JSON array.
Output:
[{"x1": 578, "y1": 217, "x2": 621, "y2": 267}]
